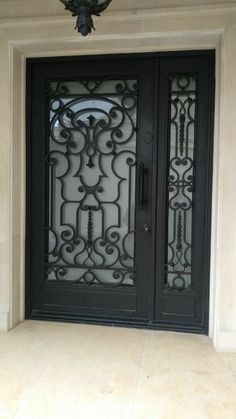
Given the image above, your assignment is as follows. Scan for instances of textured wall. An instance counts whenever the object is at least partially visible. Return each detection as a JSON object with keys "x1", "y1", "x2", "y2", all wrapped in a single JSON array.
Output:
[{"x1": 0, "y1": 0, "x2": 236, "y2": 19}]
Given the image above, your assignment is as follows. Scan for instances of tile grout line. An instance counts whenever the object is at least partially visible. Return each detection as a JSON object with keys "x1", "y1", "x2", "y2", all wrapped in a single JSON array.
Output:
[{"x1": 129, "y1": 330, "x2": 148, "y2": 419}]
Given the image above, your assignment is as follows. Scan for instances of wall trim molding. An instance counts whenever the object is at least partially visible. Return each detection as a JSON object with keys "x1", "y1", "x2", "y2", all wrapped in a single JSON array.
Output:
[{"x1": 12, "y1": 30, "x2": 222, "y2": 59}]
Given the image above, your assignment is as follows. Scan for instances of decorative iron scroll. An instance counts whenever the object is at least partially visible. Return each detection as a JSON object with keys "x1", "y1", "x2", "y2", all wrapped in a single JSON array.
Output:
[
  {"x1": 45, "y1": 77, "x2": 138, "y2": 286},
  {"x1": 164, "y1": 74, "x2": 198, "y2": 292}
]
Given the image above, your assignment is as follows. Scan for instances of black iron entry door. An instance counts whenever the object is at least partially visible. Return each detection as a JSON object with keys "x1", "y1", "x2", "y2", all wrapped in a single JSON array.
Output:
[{"x1": 26, "y1": 52, "x2": 214, "y2": 334}]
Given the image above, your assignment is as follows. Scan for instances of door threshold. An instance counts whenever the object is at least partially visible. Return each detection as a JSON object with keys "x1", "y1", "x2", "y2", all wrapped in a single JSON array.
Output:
[{"x1": 28, "y1": 312, "x2": 207, "y2": 335}]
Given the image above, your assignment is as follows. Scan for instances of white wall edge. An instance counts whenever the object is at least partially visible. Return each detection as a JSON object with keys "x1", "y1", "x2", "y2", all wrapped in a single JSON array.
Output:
[
  {"x1": 20, "y1": 53, "x2": 26, "y2": 323},
  {"x1": 0, "y1": 312, "x2": 9, "y2": 332},
  {"x1": 208, "y1": 35, "x2": 223, "y2": 339},
  {"x1": 215, "y1": 331, "x2": 236, "y2": 352},
  {"x1": 9, "y1": 41, "x2": 14, "y2": 329},
  {"x1": 211, "y1": 32, "x2": 225, "y2": 346}
]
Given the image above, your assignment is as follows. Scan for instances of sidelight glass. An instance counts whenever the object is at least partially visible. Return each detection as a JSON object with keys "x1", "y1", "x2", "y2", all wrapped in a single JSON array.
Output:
[
  {"x1": 165, "y1": 74, "x2": 197, "y2": 291},
  {"x1": 45, "y1": 78, "x2": 138, "y2": 286}
]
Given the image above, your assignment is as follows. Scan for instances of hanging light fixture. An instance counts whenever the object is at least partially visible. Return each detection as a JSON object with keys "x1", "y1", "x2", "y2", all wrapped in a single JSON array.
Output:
[{"x1": 59, "y1": 0, "x2": 112, "y2": 37}]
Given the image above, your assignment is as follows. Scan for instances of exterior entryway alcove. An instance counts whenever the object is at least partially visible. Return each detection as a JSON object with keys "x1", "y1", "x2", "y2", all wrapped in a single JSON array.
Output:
[
  {"x1": 1, "y1": 1, "x2": 236, "y2": 351},
  {"x1": 26, "y1": 51, "x2": 214, "y2": 334}
]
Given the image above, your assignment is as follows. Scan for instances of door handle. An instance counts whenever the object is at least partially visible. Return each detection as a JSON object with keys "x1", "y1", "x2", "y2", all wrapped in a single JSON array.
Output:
[{"x1": 138, "y1": 162, "x2": 145, "y2": 210}]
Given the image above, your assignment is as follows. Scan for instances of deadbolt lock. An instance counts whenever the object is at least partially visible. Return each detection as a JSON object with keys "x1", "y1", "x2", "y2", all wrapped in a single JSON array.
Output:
[{"x1": 143, "y1": 224, "x2": 151, "y2": 233}]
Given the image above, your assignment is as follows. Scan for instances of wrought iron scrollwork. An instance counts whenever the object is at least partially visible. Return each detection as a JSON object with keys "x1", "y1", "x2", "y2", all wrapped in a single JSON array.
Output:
[
  {"x1": 45, "y1": 77, "x2": 138, "y2": 287},
  {"x1": 164, "y1": 74, "x2": 197, "y2": 292}
]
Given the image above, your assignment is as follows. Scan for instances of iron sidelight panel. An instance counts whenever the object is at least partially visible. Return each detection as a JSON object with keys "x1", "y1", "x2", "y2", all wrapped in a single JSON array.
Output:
[
  {"x1": 155, "y1": 54, "x2": 214, "y2": 333},
  {"x1": 165, "y1": 74, "x2": 197, "y2": 292}
]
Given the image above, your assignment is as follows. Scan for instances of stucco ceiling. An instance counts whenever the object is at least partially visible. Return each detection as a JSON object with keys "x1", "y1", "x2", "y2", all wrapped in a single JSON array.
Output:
[{"x1": 0, "y1": 0, "x2": 235, "y2": 19}]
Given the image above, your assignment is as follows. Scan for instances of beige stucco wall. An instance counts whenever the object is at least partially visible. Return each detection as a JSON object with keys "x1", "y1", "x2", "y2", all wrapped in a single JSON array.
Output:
[
  {"x1": 0, "y1": 0, "x2": 236, "y2": 351},
  {"x1": 0, "y1": 0, "x2": 235, "y2": 18}
]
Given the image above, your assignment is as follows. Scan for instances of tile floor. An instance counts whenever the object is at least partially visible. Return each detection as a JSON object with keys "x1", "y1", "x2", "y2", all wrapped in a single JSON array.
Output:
[{"x1": 0, "y1": 321, "x2": 236, "y2": 419}]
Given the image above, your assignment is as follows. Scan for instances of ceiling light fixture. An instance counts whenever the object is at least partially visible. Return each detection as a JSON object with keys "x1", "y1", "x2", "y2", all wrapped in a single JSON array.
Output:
[{"x1": 59, "y1": 0, "x2": 112, "y2": 37}]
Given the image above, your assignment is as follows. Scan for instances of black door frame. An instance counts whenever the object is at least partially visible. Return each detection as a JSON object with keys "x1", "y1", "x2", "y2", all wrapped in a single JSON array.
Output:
[{"x1": 25, "y1": 50, "x2": 215, "y2": 335}]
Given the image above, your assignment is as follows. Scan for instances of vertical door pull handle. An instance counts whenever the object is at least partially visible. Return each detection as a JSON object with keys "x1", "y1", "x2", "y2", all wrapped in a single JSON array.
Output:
[{"x1": 138, "y1": 162, "x2": 145, "y2": 210}]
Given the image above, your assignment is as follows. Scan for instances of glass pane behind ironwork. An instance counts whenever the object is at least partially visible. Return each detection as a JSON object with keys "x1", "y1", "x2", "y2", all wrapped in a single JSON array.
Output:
[
  {"x1": 45, "y1": 78, "x2": 138, "y2": 286},
  {"x1": 165, "y1": 74, "x2": 197, "y2": 292}
]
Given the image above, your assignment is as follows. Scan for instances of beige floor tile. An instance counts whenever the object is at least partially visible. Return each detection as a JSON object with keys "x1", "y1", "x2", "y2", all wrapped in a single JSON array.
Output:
[
  {"x1": 12, "y1": 323, "x2": 145, "y2": 419},
  {"x1": 14, "y1": 357, "x2": 137, "y2": 419},
  {"x1": 144, "y1": 330, "x2": 214, "y2": 354},
  {"x1": 0, "y1": 321, "x2": 70, "y2": 397},
  {"x1": 0, "y1": 321, "x2": 71, "y2": 356},
  {"x1": 0, "y1": 322, "x2": 235, "y2": 419},
  {"x1": 0, "y1": 321, "x2": 72, "y2": 419},
  {"x1": 15, "y1": 385, "x2": 133, "y2": 419},
  {"x1": 0, "y1": 401, "x2": 20, "y2": 419},
  {"x1": 142, "y1": 331, "x2": 231, "y2": 376},
  {"x1": 132, "y1": 371, "x2": 236, "y2": 419},
  {"x1": 63, "y1": 324, "x2": 146, "y2": 365},
  {"x1": 0, "y1": 365, "x2": 40, "y2": 419}
]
